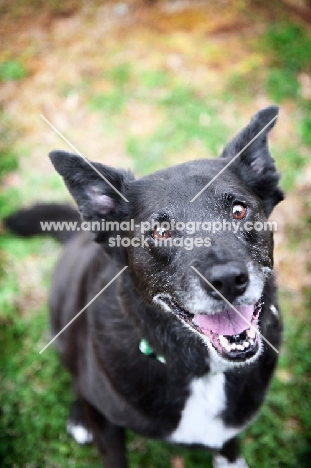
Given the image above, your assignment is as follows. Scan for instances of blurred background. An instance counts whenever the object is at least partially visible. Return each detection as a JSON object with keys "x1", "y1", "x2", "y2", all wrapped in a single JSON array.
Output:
[{"x1": 0, "y1": 0, "x2": 311, "y2": 467}]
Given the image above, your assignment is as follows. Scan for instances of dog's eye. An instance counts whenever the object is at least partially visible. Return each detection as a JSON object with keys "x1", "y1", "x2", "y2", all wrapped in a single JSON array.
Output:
[
  {"x1": 152, "y1": 226, "x2": 171, "y2": 240},
  {"x1": 232, "y1": 203, "x2": 247, "y2": 220}
]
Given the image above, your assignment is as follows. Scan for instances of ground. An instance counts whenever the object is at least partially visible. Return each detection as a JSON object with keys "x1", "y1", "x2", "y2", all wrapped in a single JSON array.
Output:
[{"x1": 0, "y1": 1, "x2": 311, "y2": 467}]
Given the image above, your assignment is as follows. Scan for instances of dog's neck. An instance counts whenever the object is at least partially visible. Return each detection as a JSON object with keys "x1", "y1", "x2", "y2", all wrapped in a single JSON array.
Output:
[{"x1": 118, "y1": 269, "x2": 211, "y2": 376}]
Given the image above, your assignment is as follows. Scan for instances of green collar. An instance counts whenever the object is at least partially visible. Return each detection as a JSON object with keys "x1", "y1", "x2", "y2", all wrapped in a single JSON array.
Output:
[{"x1": 139, "y1": 339, "x2": 166, "y2": 364}]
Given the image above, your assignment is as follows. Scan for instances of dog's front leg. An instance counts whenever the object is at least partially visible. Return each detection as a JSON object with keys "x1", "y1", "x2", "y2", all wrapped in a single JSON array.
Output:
[
  {"x1": 213, "y1": 437, "x2": 249, "y2": 468},
  {"x1": 82, "y1": 400, "x2": 127, "y2": 468}
]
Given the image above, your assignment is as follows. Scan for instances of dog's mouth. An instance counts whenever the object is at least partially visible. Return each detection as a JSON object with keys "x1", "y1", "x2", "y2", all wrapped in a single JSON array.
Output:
[{"x1": 158, "y1": 296, "x2": 263, "y2": 362}]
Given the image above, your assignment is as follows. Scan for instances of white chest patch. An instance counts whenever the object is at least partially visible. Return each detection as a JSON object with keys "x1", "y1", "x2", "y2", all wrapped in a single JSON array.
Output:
[{"x1": 168, "y1": 373, "x2": 243, "y2": 449}]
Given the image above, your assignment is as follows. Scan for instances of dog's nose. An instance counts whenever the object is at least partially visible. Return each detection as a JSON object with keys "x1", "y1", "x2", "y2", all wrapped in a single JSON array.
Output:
[{"x1": 202, "y1": 262, "x2": 249, "y2": 302}]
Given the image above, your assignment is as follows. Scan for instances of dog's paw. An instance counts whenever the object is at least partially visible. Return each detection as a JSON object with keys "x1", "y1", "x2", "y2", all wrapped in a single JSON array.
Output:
[
  {"x1": 67, "y1": 399, "x2": 93, "y2": 444},
  {"x1": 66, "y1": 422, "x2": 93, "y2": 445},
  {"x1": 213, "y1": 455, "x2": 249, "y2": 468}
]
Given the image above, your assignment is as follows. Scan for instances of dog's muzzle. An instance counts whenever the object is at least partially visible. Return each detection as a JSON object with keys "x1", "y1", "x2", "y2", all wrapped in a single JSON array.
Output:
[{"x1": 155, "y1": 295, "x2": 263, "y2": 362}]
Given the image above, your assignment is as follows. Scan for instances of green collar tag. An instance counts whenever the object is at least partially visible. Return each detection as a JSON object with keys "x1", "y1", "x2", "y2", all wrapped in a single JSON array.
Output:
[{"x1": 139, "y1": 339, "x2": 166, "y2": 364}]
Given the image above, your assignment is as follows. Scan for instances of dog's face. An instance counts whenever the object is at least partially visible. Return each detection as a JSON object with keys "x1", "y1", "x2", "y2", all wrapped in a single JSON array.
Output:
[{"x1": 50, "y1": 106, "x2": 283, "y2": 368}]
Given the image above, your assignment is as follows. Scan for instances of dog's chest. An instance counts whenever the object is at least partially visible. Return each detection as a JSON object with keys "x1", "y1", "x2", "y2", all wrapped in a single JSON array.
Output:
[{"x1": 168, "y1": 372, "x2": 242, "y2": 449}]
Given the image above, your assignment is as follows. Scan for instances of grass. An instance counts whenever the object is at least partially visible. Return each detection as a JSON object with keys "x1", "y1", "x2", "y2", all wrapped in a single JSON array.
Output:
[
  {"x1": 259, "y1": 22, "x2": 311, "y2": 152},
  {"x1": 1, "y1": 8, "x2": 311, "y2": 468},
  {"x1": 88, "y1": 66, "x2": 230, "y2": 175},
  {"x1": 265, "y1": 69, "x2": 299, "y2": 103},
  {"x1": 270, "y1": 146, "x2": 307, "y2": 193},
  {"x1": 126, "y1": 84, "x2": 229, "y2": 174},
  {"x1": 244, "y1": 311, "x2": 311, "y2": 466},
  {"x1": 298, "y1": 102, "x2": 311, "y2": 147},
  {"x1": 262, "y1": 23, "x2": 311, "y2": 73},
  {"x1": 0, "y1": 111, "x2": 19, "y2": 177},
  {"x1": 225, "y1": 20, "x2": 311, "y2": 193},
  {"x1": 0, "y1": 60, "x2": 26, "y2": 82}
]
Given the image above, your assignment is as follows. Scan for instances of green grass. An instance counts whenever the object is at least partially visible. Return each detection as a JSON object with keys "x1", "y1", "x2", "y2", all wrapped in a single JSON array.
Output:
[
  {"x1": 88, "y1": 67, "x2": 230, "y2": 175},
  {"x1": 272, "y1": 146, "x2": 307, "y2": 192},
  {"x1": 260, "y1": 22, "x2": 311, "y2": 103},
  {"x1": 225, "y1": 20, "x2": 311, "y2": 195},
  {"x1": 0, "y1": 60, "x2": 26, "y2": 82},
  {"x1": 263, "y1": 23, "x2": 311, "y2": 73},
  {"x1": 298, "y1": 102, "x2": 311, "y2": 147},
  {"x1": 265, "y1": 69, "x2": 299, "y2": 103},
  {"x1": 138, "y1": 70, "x2": 168, "y2": 89},
  {"x1": 88, "y1": 89, "x2": 128, "y2": 114},
  {"x1": 259, "y1": 22, "x2": 311, "y2": 151},
  {"x1": 0, "y1": 111, "x2": 19, "y2": 178},
  {"x1": 244, "y1": 315, "x2": 311, "y2": 466},
  {"x1": 227, "y1": 21, "x2": 311, "y2": 151},
  {"x1": 126, "y1": 83, "x2": 230, "y2": 174}
]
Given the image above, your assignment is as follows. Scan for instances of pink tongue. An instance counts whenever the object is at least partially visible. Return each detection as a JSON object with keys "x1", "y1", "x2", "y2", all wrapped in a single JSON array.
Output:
[{"x1": 194, "y1": 305, "x2": 254, "y2": 336}]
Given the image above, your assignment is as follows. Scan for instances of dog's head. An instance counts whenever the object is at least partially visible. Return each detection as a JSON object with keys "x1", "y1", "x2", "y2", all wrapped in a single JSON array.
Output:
[{"x1": 50, "y1": 106, "x2": 283, "y2": 368}]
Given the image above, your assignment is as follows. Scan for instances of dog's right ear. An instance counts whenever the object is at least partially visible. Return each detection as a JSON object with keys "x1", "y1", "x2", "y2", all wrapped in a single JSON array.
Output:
[
  {"x1": 49, "y1": 151, "x2": 134, "y2": 225},
  {"x1": 220, "y1": 106, "x2": 284, "y2": 216}
]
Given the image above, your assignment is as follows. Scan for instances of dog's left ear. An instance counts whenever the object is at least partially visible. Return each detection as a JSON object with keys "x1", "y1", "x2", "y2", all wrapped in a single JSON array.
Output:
[
  {"x1": 49, "y1": 150, "x2": 134, "y2": 228},
  {"x1": 220, "y1": 106, "x2": 284, "y2": 216}
]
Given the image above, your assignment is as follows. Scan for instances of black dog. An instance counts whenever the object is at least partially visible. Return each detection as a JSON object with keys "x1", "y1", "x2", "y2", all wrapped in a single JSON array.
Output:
[{"x1": 5, "y1": 106, "x2": 283, "y2": 468}]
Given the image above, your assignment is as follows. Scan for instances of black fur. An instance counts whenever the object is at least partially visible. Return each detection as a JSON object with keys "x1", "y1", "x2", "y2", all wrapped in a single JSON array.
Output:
[
  {"x1": 4, "y1": 203, "x2": 80, "y2": 243},
  {"x1": 6, "y1": 106, "x2": 283, "y2": 467},
  {"x1": 221, "y1": 106, "x2": 284, "y2": 216}
]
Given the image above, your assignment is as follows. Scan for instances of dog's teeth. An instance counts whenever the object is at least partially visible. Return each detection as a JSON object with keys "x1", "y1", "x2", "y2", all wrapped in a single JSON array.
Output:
[
  {"x1": 225, "y1": 344, "x2": 232, "y2": 352},
  {"x1": 243, "y1": 341, "x2": 250, "y2": 348},
  {"x1": 231, "y1": 343, "x2": 237, "y2": 350},
  {"x1": 236, "y1": 345, "x2": 244, "y2": 351},
  {"x1": 219, "y1": 335, "x2": 229, "y2": 347},
  {"x1": 246, "y1": 328, "x2": 256, "y2": 339}
]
